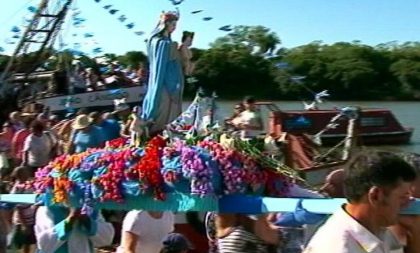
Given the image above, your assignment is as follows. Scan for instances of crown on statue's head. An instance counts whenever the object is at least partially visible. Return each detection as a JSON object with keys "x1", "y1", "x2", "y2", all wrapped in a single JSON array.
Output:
[{"x1": 160, "y1": 10, "x2": 179, "y2": 23}]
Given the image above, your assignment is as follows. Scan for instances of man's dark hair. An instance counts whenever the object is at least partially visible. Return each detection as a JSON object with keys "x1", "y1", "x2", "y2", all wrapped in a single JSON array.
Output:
[
  {"x1": 30, "y1": 120, "x2": 45, "y2": 132},
  {"x1": 243, "y1": 96, "x2": 255, "y2": 104},
  {"x1": 22, "y1": 116, "x2": 35, "y2": 128},
  {"x1": 344, "y1": 150, "x2": 416, "y2": 202},
  {"x1": 76, "y1": 108, "x2": 88, "y2": 116}
]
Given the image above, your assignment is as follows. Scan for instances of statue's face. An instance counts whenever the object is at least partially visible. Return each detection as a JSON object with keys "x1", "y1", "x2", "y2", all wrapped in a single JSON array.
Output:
[{"x1": 166, "y1": 20, "x2": 177, "y2": 34}]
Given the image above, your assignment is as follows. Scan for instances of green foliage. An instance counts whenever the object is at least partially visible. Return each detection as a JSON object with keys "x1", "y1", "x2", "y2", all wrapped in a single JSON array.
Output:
[
  {"x1": 117, "y1": 51, "x2": 147, "y2": 69},
  {"x1": 4, "y1": 24, "x2": 420, "y2": 101},
  {"x1": 0, "y1": 55, "x2": 10, "y2": 72}
]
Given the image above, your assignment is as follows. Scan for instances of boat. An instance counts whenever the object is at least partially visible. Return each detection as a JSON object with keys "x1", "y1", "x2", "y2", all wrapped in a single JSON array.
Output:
[
  {"x1": 35, "y1": 84, "x2": 147, "y2": 113},
  {"x1": 256, "y1": 102, "x2": 413, "y2": 146}
]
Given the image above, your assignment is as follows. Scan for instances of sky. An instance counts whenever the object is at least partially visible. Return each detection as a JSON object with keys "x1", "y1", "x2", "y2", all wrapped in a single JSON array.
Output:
[{"x1": 1, "y1": 0, "x2": 420, "y2": 56}]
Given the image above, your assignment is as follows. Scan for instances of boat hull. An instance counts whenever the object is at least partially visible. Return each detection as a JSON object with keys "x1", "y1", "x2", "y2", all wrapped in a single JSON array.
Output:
[
  {"x1": 320, "y1": 128, "x2": 414, "y2": 145},
  {"x1": 35, "y1": 85, "x2": 147, "y2": 113},
  {"x1": 267, "y1": 107, "x2": 414, "y2": 146}
]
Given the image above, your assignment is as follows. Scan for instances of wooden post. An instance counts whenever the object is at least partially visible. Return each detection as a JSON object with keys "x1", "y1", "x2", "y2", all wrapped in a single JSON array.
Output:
[
  {"x1": 342, "y1": 107, "x2": 361, "y2": 160},
  {"x1": 342, "y1": 118, "x2": 356, "y2": 160}
]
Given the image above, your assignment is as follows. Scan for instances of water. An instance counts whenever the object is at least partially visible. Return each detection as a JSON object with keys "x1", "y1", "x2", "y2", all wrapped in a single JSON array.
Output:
[{"x1": 184, "y1": 100, "x2": 420, "y2": 153}]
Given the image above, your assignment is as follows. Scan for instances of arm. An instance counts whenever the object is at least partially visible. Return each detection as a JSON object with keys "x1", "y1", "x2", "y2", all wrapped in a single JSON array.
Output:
[
  {"x1": 120, "y1": 231, "x2": 139, "y2": 253},
  {"x1": 119, "y1": 210, "x2": 144, "y2": 253},
  {"x1": 10, "y1": 130, "x2": 21, "y2": 160},
  {"x1": 253, "y1": 215, "x2": 280, "y2": 245},
  {"x1": 21, "y1": 137, "x2": 30, "y2": 166},
  {"x1": 34, "y1": 207, "x2": 78, "y2": 253},
  {"x1": 86, "y1": 212, "x2": 115, "y2": 248},
  {"x1": 120, "y1": 119, "x2": 133, "y2": 139},
  {"x1": 243, "y1": 113, "x2": 264, "y2": 131},
  {"x1": 393, "y1": 216, "x2": 420, "y2": 253},
  {"x1": 215, "y1": 213, "x2": 237, "y2": 238}
]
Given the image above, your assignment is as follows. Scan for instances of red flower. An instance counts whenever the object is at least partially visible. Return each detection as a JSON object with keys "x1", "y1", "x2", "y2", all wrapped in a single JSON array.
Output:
[{"x1": 134, "y1": 136, "x2": 167, "y2": 200}]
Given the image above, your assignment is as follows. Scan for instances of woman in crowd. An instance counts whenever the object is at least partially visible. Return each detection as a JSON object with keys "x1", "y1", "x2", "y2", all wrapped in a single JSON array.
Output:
[
  {"x1": 117, "y1": 211, "x2": 174, "y2": 253},
  {"x1": 215, "y1": 213, "x2": 280, "y2": 253},
  {"x1": 21, "y1": 121, "x2": 54, "y2": 175},
  {"x1": 0, "y1": 122, "x2": 14, "y2": 179},
  {"x1": 0, "y1": 182, "x2": 12, "y2": 253},
  {"x1": 11, "y1": 117, "x2": 34, "y2": 166},
  {"x1": 9, "y1": 166, "x2": 36, "y2": 253}
]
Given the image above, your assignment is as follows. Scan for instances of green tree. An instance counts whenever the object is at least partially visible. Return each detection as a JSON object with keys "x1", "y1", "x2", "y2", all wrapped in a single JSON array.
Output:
[
  {"x1": 117, "y1": 51, "x2": 147, "y2": 69},
  {"x1": 211, "y1": 25, "x2": 281, "y2": 55}
]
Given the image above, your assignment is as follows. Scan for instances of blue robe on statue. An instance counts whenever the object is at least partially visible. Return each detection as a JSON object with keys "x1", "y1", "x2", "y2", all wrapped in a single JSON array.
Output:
[{"x1": 141, "y1": 35, "x2": 184, "y2": 133}]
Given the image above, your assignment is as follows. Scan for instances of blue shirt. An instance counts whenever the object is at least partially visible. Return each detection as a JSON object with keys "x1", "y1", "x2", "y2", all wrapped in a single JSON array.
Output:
[
  {"x1": 99, "y1": 119, "x2": 121, "y2": 141},
  {"x1": 73, "y1": 126, "x2": 105, "y2": 153}
]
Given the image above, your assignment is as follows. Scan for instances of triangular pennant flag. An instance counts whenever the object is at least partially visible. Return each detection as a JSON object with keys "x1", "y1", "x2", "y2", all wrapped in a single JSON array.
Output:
[
  {"x1": 118, "y1": 15, "x2": 127, "y2": 22},
  {"x1": 126, "y1": 23, "x2": 135, "y2": 29}
]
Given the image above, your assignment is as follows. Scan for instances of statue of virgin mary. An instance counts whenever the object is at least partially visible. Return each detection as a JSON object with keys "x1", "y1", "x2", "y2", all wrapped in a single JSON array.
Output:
[{"x1": 141, "y1": 11, "x2": 184, "y2": 135}]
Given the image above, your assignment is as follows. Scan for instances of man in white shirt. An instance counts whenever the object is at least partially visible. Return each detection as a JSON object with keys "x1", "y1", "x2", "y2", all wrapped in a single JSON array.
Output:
[
  {"x1": 117, "y1": 211, "x2": 174, "y2": 253},
  {"x1": 232, "y1": 96, "x2": 263, "y2": 139},
  {"x1": 304, "y1": 151, "x2": 417, "y2": 253}
]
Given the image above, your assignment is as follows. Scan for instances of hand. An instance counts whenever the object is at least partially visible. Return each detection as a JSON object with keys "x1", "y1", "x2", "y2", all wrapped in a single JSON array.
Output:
[
  {"x1": 65, "y1": 208, "x2": 80, "y2": 230},
  {"x1": 78, "y1": 214, "x2": 91, "y2": 231},
  {"x1": 398, "y1": 215, "x2": 420, "y2": 235}
]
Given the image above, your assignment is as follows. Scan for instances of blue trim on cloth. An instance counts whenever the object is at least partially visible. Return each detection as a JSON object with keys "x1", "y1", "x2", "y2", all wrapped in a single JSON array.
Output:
[
  {"x1": 3, "y1": 194, "x2": 420, "y2": 215},
  {"x1": 50, "y1": 206, "x2": 70, "y2": 253}
]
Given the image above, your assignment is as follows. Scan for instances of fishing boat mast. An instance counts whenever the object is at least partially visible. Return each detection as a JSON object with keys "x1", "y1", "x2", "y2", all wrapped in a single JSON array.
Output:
[{"x1": 0, "y1": 0, "x2": 73, "y2": 98}]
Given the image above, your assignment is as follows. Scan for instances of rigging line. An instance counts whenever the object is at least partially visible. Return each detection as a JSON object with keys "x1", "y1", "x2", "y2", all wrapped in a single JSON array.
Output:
[
  {"x1": 295, "y1": 81, "x2": 343, "y2": 109},
  {"x1": 0, "y1": 0, "x2": 37, "y2": 33},
  {"x1": 56, "y1": 0, "x2": 77, "y2": 49}
]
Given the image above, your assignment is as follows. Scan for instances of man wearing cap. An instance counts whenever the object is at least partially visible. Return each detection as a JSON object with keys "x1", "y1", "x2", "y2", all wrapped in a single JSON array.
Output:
[
  {"x1": 113, "y1": 98, "x2": 133, "y2": 138},
  {"x1": 160, "y1": 233, "x2": 194, "y2": 253}
]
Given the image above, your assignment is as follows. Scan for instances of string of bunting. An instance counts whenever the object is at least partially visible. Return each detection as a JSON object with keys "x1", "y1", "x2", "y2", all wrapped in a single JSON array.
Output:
[{"x1": 92, "y1": 0, "x2": 144, "y2": 37}]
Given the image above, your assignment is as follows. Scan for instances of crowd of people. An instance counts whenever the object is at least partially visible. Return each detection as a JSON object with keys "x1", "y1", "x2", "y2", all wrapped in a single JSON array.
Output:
[
  {"x1": 0, "y1": 99, "x2": 420, "y2": 253},
  {"x1": 68, "y1": 61, "x2": 148, "y2": 94},
  {"x1": 6, "y1": 6, "x2": 420, "y2": 253}
]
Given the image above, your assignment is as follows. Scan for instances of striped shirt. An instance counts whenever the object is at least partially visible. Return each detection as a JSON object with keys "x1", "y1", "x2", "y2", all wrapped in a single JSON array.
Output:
[
  {"x1": 217, "y1": 226, "x2": 268, "y2": 253},
  {"x1": 11, "y1": 182, "x2": 36, "y2": 225}
]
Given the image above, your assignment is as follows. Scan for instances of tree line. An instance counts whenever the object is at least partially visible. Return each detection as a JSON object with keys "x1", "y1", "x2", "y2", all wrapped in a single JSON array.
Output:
[{"x1": 1, "y1": 25, "x2": 420, "y2": 101}]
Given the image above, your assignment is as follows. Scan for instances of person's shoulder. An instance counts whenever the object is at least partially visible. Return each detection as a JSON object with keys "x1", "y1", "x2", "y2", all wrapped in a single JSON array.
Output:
[
  {"x1": 164, "y1": 211, "x2": 175, "y2": 218},
  {"x1": 125, "y1": 210, "x2": 144, "y2": 220},
  {"x1": 91, "y1": 126, "x2": 104, "y2": 134},
  {"x1": 104, "y1": 119, "x2": 118, "y2": 125},
  {"x1": 305, "y1": 227, "x2": 353, "y2": 253},
  {"x1": 24, "y1": 133, "x2": 34, "y2": 141}
]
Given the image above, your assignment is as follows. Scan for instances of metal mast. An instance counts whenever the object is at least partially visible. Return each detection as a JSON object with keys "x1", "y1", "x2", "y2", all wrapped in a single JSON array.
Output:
[{"x1": 0, "y1": 0, "x2": 73, "y2": 96}]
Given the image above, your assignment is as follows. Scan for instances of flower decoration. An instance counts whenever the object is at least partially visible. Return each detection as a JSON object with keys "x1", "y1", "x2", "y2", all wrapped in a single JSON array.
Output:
[
  {"x1": 33, "y1": 134, "x2": 295, "y2": 210},
  {"x1": 134, "y1": 136, "x2": 167, "y2": 200}
]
